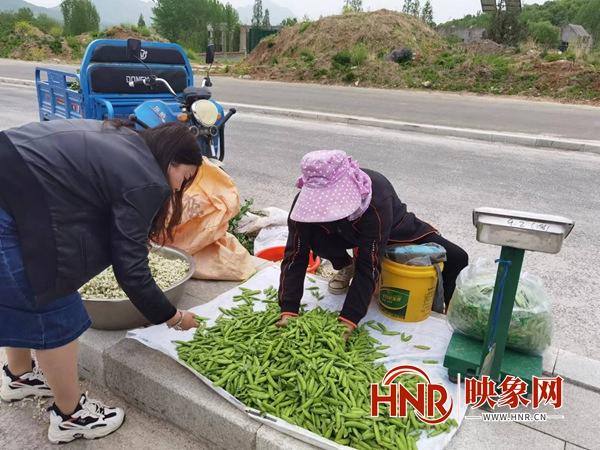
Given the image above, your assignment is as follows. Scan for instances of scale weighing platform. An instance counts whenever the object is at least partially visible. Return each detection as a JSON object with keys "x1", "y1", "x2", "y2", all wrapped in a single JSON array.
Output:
[{"x1": 444, "y1": 208, "x2": 574, "y2": 391}]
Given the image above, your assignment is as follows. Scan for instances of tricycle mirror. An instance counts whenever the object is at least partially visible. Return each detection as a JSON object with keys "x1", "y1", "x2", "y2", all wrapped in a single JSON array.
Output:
[
  {"x1": 206, "y1": 44, "x2": 215, "y2": 64},
  {"x1": 127, "y1": 38, "x2": 142, "y2": 60}
]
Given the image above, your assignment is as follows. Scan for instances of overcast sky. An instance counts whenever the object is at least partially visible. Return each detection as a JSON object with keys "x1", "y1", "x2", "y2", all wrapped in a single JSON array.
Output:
[{"x1": 27, "y1": 0, "x2": 545, "y2": 23}]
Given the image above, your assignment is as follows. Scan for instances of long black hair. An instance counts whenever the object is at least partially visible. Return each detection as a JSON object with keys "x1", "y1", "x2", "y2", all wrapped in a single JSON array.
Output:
[{"x1": 108, "y1": 120, "x2": 203, "y2": 243}]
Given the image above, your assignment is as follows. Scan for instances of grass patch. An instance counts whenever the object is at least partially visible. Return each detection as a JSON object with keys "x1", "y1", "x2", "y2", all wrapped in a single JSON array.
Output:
[
  {"x1": 299, "y1": 21, "x2": 311, "y2": 33},
  {"x1": 350, "y1": 44, "x2": 368, "y2": 66},
  {"x1": 300, "y1": 49, "x2": 315, "y2": 64}
]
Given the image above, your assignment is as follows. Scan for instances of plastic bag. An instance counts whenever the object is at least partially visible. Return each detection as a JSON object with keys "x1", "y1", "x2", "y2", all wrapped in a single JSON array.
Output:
[
  {"x1": 447, "y1": 259, "x2": 552, "y2": 355},
  {"x1": 163, "y1": 158, "x2": 256, "y2": 281},
  {"x1": 385, "y1": 243, "x2": 447, "y2": 313},
  {"x1": 236, "y1": 207, "x2": 288, "y2": 235},
  {"x1": 253, "y1": 225, "x2": 289, "y2": 255},
  {"x1": 385, "y1": 243, "x2": 447, "y2": 265}
]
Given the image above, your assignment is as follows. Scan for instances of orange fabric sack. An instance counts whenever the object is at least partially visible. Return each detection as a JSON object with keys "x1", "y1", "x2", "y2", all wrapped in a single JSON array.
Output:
[{"x1": 164, "y1": 158, "x2": 256, "y2": 281}]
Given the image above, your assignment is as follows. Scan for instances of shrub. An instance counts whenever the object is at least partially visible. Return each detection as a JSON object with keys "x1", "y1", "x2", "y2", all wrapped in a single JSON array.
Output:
[
  {"x1": 342, "y1": 71, "x2": 356, "y2": 83},
  {"x1": 332, "y1": 49, "x2": 352, "y2": 67},
  {"x1": 49, "y1": 26, "x2": 63, "y2": 38},
  {"x1": 65, "y1": 35, "x2": 80, "y2": 51},
  {"x1": 299, "y1": 21, "x2": 311, "y2": 33},
  {"x1": 14, "y1": 21, "x2": 35, "y2": 36},
  {"x1": 528, "y1": 21, "x2": 560, "y2": 49},
  {"x1": 49, "y1": 38, "x2": 63, "y2": 54},
  {"x1": 350, "y1": 44, "x2": 368, "y2": 66}
]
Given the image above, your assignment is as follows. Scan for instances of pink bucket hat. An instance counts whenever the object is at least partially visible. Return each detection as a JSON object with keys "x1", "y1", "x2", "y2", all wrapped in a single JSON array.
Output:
[{"x1": 290, "y1": 150, "x2": 372, "y2": 223}]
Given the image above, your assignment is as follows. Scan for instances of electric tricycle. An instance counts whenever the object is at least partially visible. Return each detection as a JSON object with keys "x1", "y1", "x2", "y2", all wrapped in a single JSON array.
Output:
[{"x1": 35, "y1": 38, "x2": 235, "y2": 162}]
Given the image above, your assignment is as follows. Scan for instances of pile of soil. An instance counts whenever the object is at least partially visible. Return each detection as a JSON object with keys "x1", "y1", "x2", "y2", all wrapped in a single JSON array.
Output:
[{"x1": 237, "y1": 9, "x2": 599, "y2": 104}]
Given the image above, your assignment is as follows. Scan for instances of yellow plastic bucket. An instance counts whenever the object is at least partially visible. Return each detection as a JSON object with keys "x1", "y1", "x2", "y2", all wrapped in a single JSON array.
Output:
[{"x1": 378, "y1": 258, "x2": 443, "y2": 322}]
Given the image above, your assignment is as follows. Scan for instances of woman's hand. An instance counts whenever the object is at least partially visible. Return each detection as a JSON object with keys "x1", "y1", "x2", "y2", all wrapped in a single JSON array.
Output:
[{"x1": 166, "y1": 310, "x2": 198, "y2": 331}]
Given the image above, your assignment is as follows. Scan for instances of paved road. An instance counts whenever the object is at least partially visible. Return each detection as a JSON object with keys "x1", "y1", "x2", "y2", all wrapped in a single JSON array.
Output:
[
  {"x1": 1, "y1": 58, "x2": 599, "y2": 142},
  {"x1": 1, "y1": 83, "x2": 599, "y2": 360}
]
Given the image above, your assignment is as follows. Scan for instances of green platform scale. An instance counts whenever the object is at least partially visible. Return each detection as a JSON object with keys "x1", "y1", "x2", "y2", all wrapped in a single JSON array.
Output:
[{"x1": 443, "y1": 208, "x2": 574, "y2": 391}]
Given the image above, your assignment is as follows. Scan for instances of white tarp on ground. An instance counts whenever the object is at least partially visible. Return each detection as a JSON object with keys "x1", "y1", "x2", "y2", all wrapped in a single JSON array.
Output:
[{"x1": 128, "y1": 266, "x2": 467, "y2": 450}]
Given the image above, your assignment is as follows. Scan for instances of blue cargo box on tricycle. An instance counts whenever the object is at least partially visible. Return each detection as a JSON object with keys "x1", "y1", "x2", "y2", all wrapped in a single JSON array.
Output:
[{"x1": 35, "y1": 38, "x2": 235, "y2": 161}]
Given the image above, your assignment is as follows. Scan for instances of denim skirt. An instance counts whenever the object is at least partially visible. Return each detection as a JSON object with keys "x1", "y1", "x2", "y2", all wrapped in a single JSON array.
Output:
[{"x1": 0, "y1": 208, "x2": 91, "y2": 349}]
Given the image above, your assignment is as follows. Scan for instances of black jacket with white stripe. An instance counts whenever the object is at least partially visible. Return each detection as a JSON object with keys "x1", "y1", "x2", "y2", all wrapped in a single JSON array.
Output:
[{"x1": 278, "y1": 169, "x2": 436, "y2": 325}]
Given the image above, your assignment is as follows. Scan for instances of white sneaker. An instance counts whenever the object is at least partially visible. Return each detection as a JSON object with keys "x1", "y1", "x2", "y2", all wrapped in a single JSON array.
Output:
[
  {"x1": 47, "y1": 393, "x2": 125, "y2": 444},
  {"x1": 0, "y1": 363, "x2": 53, "y2": 402},
  {"x1": 328, "y1": 262, "x2": 355, "y2": 295}
]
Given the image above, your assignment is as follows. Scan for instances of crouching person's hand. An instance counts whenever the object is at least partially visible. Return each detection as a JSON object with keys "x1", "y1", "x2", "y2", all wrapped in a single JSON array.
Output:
[
  {"x1": 339, "y1": 317, "x2": 357, "y2": 341},
  {"x1": 275, "y1": 312, "x2": 298, "y2": 328}
]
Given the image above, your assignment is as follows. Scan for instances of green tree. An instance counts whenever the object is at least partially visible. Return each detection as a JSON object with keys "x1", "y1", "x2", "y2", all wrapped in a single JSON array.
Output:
[
  {"x1": 343, "y1": 0, "x2": 363, "y2": 12},
  {"x1": 34, "y1": 13, "x2": 62, "y2": 34},
  {"x1": 61, "y1": 0, "x2": 100, "y2": 35},
  {"x1": 16, "y1": 7, "x2": 34, "y2": 23},
  {"x1": 402, "y1": 0, "x2": 413, "y2": 14},
  {"x1": 252, "y1": 0, "x2": 263, "y2": 27},
  {"x1": 575, "y1": 0, "x2": 600, "y2": 45},
  {"x1": 519, "y1": 0, "x2": 587, "y2": 27},
  {"x1": 421, "y1": 0, "x2": 434, "y2": 27},
  {"x1": 410, "y1": 0, "x2": 420, "y2": 17},
  {"x1": 153, "y1": 0, "x2": 241, "y2": 52},
  {"x1": 224, "y1": 3, "x2": 240, "y2": 51},
  {"x1": 488, "y1": 8, "x2": 526, "y2": 46},
  {"x1": 262, "y1": 8, "x2": 270, "y2": 27},
  {"x1": 138, "y1": 14, "x2": 146, "y2": 28},
  {"x1": 529, "y1": 21, "x2": 560, "y2": 48}
]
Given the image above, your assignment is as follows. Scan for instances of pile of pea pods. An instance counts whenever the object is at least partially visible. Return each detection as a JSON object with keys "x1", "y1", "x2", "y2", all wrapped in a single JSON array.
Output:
[{"x1": 176, "y1": 286, "x2": 456, "y2": 450}]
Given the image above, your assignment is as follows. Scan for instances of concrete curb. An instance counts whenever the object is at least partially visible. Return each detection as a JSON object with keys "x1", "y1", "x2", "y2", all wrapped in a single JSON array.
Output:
[
  {"x1": 2, "y1": 76, "x2": 598, "y2": 154},
  {"x1": 221, "y1": 102, "x2": 600, "y2": 155},
  {"x1": 100, "y1": 337, "x2": 317, "y2": 450},
  {"x1": 0, "y1": 76, "x2": 35, "y2": 87}
]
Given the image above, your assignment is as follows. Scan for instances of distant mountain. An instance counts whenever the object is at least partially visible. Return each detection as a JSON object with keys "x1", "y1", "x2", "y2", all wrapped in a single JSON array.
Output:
[
  {"x1": 0, "y1": 0, "x2": 62, "y2": 21},
  {"x1": 236, "y1": 0, "x2": 296, "y2": 26},
  {"x1": 0, "y1": 0, "x2": 155, "y2": 27}
]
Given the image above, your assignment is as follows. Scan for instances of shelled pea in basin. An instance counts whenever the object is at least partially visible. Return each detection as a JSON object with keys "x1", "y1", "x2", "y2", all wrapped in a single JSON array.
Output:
[{"x1": 79, "y1": 246, "x2": 194, "y2": 330}]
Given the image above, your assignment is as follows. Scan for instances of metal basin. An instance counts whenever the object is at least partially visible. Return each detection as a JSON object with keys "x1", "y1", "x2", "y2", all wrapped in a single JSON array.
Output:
[{"x1": 82, "y1": 246, "x2": 195, "y2": 330}]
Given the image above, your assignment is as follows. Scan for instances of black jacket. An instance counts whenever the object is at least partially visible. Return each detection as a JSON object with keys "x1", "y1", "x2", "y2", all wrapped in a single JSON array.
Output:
[
  {"x1": 278, "y1": 169, "x2": 436, "y2": 325},
  {"x1": 0, "y1": 120, "x2": 175, "y2": 324}
]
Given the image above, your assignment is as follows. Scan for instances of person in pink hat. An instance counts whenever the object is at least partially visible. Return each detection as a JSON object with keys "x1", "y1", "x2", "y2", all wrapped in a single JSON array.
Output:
[{"x1": 276, "y1": 150, "x2": 468, "y2": 338}]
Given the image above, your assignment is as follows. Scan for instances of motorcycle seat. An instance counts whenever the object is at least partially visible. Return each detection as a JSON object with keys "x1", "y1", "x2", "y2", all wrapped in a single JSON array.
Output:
[{"x1": 183, "y1": 86, "x2": 212, "y2": 100}]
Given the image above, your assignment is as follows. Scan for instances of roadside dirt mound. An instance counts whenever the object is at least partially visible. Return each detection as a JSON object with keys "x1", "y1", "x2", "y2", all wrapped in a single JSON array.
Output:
[
  {"x1": 462, "y1": 39, "x2": 507, "y2": 55},
  {"x1": 246, "y1": 9, "x2": 444, "y2": 68},
  {"x1": 236, "y1": 9, "x2": 599, "y2": 104},
  {"x1": 9, "y1": 23, "x2": 61, "y2": 61},
  {"x1": 7, "y1": 25, "x2": 168, "y2": 62},
  {"x1": 101, "y1": 25, "x2": 167, "y2": 42}
]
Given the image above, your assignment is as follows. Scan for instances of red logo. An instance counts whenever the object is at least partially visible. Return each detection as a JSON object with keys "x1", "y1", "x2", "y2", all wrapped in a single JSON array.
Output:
[{"x1": 370, "y1": 365, "x2": 453, "y2": 424}]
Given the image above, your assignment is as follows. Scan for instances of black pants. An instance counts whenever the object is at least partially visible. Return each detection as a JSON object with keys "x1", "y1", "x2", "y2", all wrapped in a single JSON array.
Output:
[
  {"x1": 313, "y1": 233, "x2": 469, "y2": 309},
  {"x1": 413, "y1": 233, "x2": 469, "y2": 307}
]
